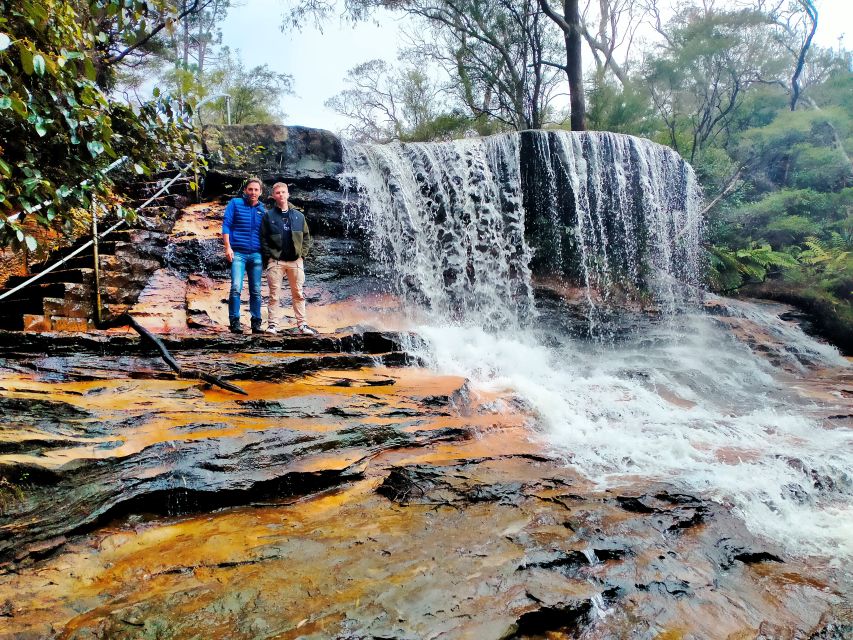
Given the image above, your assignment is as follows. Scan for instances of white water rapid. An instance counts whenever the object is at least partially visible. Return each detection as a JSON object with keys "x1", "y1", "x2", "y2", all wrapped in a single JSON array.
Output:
[{"x1": 342, "y1": 131, "x2": 852, "y2": 559}]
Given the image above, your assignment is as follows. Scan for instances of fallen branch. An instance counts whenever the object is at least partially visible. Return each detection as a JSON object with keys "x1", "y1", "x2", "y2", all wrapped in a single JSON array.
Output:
[
  {"x1": 700, "y1": 165, "x2": 745, "y2": 217},
  {"x1": 123, "y1": 314, "x2": 248, "y2": 396}
]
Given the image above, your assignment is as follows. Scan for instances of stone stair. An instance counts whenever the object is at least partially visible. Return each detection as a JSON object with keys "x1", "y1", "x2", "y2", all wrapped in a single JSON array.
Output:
[{"x1": 0, "y1": 206, "x2": 181, "y2": 332}]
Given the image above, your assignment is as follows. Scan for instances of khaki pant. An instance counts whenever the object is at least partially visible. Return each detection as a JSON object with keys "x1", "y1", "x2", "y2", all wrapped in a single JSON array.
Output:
[{"x1": 267, "y1": 258, "x2": 306, "y2": 327}]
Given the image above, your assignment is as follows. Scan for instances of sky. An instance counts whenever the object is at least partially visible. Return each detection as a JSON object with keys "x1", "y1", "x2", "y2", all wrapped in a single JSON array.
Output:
[
  {"x1": 219, "y1": 0, "x2": 852, "y2": 134},
  {"x1": 220, "y1": 0, "x2": 401, "y2": 132}
]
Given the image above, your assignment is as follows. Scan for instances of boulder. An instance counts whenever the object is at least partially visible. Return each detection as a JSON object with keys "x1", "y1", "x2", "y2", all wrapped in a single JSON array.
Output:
[{"x1": 203, "y1": 124, "x2": 344, "y2": 193}]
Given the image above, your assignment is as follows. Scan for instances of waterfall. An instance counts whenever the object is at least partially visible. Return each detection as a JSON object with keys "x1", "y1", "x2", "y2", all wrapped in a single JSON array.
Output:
[
  {"x1": 342, "y1": 135, "x2": 534, "y2": 329},
  {"x1": 341, "y1": 131, "x2": 852, "y2": 559},
  {"x1": 343, "y1": 131, "x2": 703, "y2": 330},
  {"x1": 523, "y1": 131, "x2": 704, "y2": 326}
]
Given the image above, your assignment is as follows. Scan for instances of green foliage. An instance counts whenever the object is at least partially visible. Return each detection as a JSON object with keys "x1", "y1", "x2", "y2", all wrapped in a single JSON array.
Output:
[
  {"x1": 789, "y1": 144, "x2": 851, "y2": 191},
  {"x1": 401, "y1": 110, "x2": 474, "y2": 143},
  {"x1": 763, "y1": 215, "x2": 821, "y2": 246},
  {"x1": 0, "y1": 0, "x2": 201, "y2": 250},
  {"x1": 586, "y1": 75, "x2": 658, "y2": 137},
  {"x1": 708, "y1": 243, "x2": 799, "y2": 292},
  {"x1": 788, "y1": 235, "x2": 853, "y2": 301},
  {"x1": 200, "y1": 48, "x2": 293, "y2": 125}
]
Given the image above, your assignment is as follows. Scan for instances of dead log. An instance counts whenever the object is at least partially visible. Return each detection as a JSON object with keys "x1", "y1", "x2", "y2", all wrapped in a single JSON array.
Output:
[{"x1": 122, "y1": 314, "x2": 248, "y2": 395}]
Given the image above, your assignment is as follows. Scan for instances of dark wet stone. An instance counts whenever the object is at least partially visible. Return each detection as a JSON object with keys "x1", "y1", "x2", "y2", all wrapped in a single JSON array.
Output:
[
  {"x1": 635, "y1": 579, "x2": 693, "y2": 598},
  {"x1": 222, "y1": 354, "x2": 375, "y2": 381},
  {"x1": 509, "y1": 600, "x2": 592, "y2": 638},
  {"x1": 517, "y1": 550, "x2": 590, "y2": 573},
  {"x1": 165, "y1": 238, "x2": 228, "y2": 278},
  {"x1": 378, "y1": 463, "x2": 536, "y2": 508},
  {"x1": 614, "y1": 491, "x2": 710, "y2": 532}
]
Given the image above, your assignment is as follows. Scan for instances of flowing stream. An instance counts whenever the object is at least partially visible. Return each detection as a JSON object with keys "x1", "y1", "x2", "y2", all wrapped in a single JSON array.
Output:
[{"x1": 342, "y1": 131, "x2": 852, "y2": 559}]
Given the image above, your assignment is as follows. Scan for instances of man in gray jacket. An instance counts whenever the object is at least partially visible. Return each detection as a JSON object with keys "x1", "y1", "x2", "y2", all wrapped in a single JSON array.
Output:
[{"x1": 260, "y1": 182, "x2": 316, "y2": 335}]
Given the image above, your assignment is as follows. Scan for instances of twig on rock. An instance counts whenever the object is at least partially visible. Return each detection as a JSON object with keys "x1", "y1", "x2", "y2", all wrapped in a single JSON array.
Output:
[{"x1": 123, "y1": 314, "x2": 248, "y2": 395}]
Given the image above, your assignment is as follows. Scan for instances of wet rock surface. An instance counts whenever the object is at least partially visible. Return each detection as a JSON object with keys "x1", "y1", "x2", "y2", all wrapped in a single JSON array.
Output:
[{"x1": 0, "y1": 445, "x2": 850, "y2": 639}]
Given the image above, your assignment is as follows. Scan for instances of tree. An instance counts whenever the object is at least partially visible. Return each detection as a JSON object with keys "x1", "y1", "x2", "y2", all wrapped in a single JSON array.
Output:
[
  {"x1": 81, "y1": 0, "x2": 216, "y2": 89},
  {"x1": 287, "y1": 0, "x2": 566, "y2": 132},
  {"x1": 327, "y1": 59, "x2": 452, "y2": 142},
  {"x1": 327, "y1": 58, "x2": 472, "y2": 142},
  {"x1": 400, "y1": 0, "x2": 565, "y2": 130},
  {"x1": 642, "y1": 8, "x2": 785, "y2": 162},
  {"x1": 579, "y1": 0, "x2": 645, "y2": 86},
  {"x1": 205, "y1": 48, "x2": 294, "y2": 124},
  {"x1": 756, "y1": 0, "x2": 819, "y2": 111},
  {"x1": 539, "y1": 0, "x2": 585, "y2": 130},
  {"x1": 0, "y1": 0, "x2": 201, "y2": 250}
]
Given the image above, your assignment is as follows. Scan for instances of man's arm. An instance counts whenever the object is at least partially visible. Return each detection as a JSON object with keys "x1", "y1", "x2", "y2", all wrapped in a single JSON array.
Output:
[
  {"x1": 222, "y1": 200, "x2": 235, "y2": 263},
  {"x1": 302, "y1": 216, "x2": 312, "y2": 258},
  {"x1": 260, "y1": 214, "x2": 270, "y2": 266}
]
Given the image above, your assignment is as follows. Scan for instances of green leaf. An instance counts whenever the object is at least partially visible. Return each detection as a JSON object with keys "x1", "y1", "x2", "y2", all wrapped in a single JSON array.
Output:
[
  {"x1": 0, "y1": 158, "x2": 9, "y2": 177},
  {"x1": 0, "y1": 33, "x2": 10, "y2": 51},
  {"x1": 18, "y1": 45, "x2": 33, "y2": 74},
  {"x1": 32, "y1": 53, "x2": 45, "y2": 76},
  {"x1": 25, "y1": 235, "x2": 37, "y2": 252},
  {"x1": 11, "y1": 96, "x2": 27, "y2": 115},
  {"x1": 83, "y1": 58, "x2": 96, "y2": 81},
  {"x1": 0, "y1": 97, "x2": 11, "y2": 109},
  {"x1": 87, "y1": 140, "x2": 105, "y2": 156},
  {"x1": 35, "y1": 122, "x2": 47, "y2": 136}
]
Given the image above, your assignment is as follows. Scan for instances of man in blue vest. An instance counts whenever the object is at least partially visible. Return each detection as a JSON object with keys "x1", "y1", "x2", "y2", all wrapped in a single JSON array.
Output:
[{"x1": 222, "y1": 177, "x2": 266, "y2": 334}]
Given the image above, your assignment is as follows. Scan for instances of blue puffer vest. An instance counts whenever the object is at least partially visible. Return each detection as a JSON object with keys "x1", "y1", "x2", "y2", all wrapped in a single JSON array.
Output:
[{"x1": 222, "y1": 196, "x2": 265, "y2": 252}]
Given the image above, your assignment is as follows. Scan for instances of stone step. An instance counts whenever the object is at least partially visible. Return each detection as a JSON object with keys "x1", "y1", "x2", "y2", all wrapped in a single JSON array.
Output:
[
  {"x1": 5, "y1": 268, "x2": 94, "y2": 288},
  {"x1": 0, "y1": 283, "x2": 67, "y2": 309},
  {"x1": 60, "y1": 282, "x2": 94, "y2": 303},
  {"x1": 22, "y1": 315, "x2": 96, "y2": 333},
  {"x1": 42, "y1": 297, "x2": 92, "y2": 319}
]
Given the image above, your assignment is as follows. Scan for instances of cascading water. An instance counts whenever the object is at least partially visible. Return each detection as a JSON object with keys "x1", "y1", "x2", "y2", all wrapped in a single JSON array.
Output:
[
  {"x1": 342, "y1": 131, "x2": 852, "y2": 559},
  {"x1": 523, "y1": 130, "x2": 704, "y2": 328},
  {"x1": 342, "y1": 135, "x2": 534, "y2": 329}
]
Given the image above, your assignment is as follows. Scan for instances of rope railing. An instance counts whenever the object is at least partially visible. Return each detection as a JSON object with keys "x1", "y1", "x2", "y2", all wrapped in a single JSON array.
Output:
[{"x1": 0, "y1": 168, "x2": 189, "y2": 302}]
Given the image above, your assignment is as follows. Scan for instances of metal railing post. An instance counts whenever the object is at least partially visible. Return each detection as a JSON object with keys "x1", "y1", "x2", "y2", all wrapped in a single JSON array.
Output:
[{"x1": 91, "y1": 196, "x2": 102, "y2": 326}]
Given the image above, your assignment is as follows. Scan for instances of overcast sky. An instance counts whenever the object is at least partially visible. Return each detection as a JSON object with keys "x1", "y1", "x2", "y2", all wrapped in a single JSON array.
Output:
[{"x1": 219, "y1": 0, "x2": 851, "y2": 134}]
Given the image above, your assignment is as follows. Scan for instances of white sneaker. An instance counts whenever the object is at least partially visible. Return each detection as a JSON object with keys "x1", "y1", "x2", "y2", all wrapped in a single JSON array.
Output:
[
  {"x1": 297, "y1": 324, "x2": 317, "y2": 335},
  {"x1": 266, "y1": 326, "x2": 279, "y2": 335}
]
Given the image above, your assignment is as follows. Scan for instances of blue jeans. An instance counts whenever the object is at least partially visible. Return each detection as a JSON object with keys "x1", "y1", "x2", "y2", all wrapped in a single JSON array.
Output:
[{"x1": 229, "y1": 251, "x2": 263, "y2": 321}]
